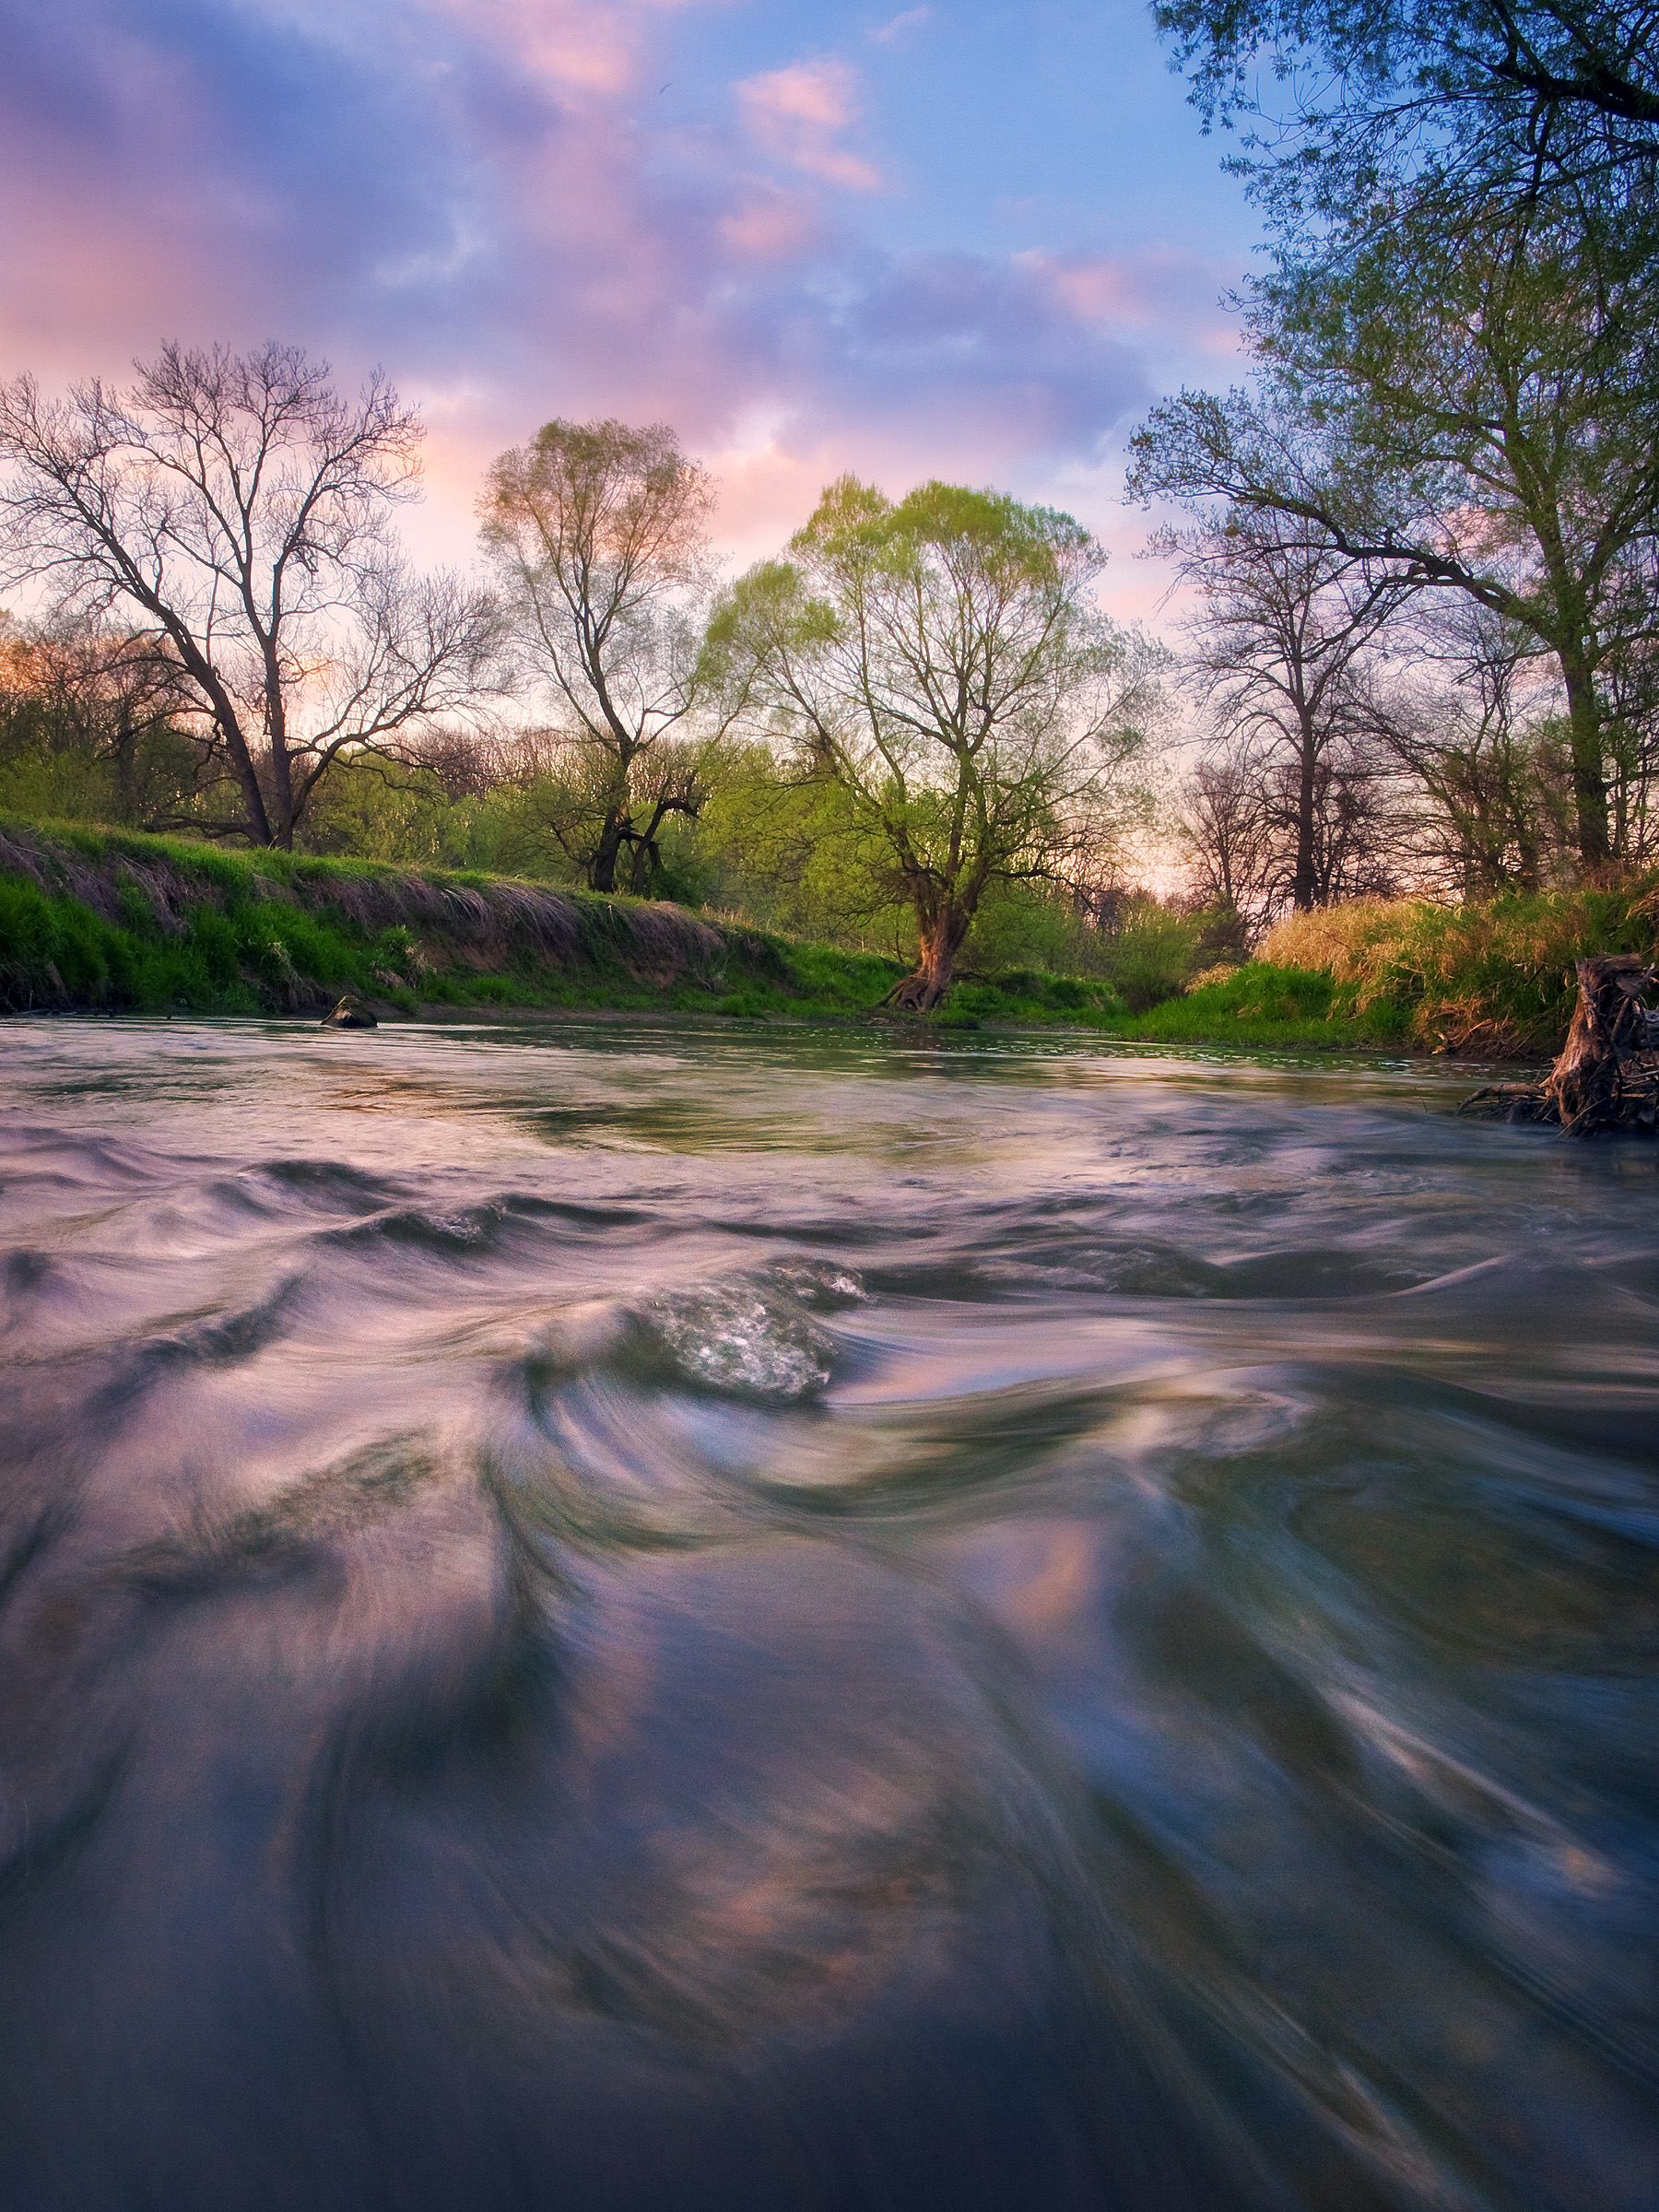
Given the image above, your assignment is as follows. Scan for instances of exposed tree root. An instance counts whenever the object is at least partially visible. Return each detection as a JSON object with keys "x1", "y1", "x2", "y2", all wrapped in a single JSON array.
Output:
[
  {"x1": 880, "y1": 972, "x2": 948, "y2": 1012},
  {"x1": 1460, "y1": 957, "x2": 1659, "y2": 1134}
]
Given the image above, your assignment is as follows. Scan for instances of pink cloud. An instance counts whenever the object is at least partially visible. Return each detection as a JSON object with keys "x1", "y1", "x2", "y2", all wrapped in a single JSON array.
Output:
[
  {"x1": 718, "y1": 186, "x2": 827, "y2": 263},
  {"x1": 0, "y1": 0, "x2": 1230, "y2": 613},
  {"x1": 735, "y1": 60, "x2": 883, "y2": 193},
  {"x1": 423, "y1": 0, "x2": 691, "y2": 96},
  {"x1": 1014, "y1": 248, "x2": 1230, "y2": 337}
]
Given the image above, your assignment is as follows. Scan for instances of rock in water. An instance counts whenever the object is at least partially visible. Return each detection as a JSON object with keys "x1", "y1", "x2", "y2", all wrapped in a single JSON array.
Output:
[{"x1": 321, "y1": 997, "x2": 378, "y2": 1030}]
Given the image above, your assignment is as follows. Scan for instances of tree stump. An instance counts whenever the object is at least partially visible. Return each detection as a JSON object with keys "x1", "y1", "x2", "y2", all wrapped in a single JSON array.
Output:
[
  {"x1": 1460, "y1": 957, "x2": 1659, "y2": 1133},
  {"x1": 321, "y1": 997, "x2": 379, "y2": 1030}
]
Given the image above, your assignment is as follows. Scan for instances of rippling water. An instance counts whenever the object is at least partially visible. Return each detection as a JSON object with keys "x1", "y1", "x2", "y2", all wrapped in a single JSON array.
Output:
[{"x1": 3, "y1": 1017, "x2": 1656, "y2": 2212}]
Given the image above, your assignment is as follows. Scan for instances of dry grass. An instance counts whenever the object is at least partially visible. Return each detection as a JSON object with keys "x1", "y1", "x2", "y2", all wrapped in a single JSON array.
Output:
[{"x1": 1257, "y1": 880, "x2": 1659, "y2": 1054}]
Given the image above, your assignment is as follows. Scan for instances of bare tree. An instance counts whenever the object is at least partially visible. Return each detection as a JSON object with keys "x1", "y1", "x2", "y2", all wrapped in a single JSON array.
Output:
[
  {"x1": 479, "y1": 418, "x2": 727, "y2": 895},
  {"x1": 1256, "y1": 730, "x2": 1400, "y2": 907},
  {"x1": 1163, "y1": 507, "x2": 1406, "y2": 910},
  {"x1": 0, "y1": 344, "x2": 500, "y2": 847},
  {"x1": 1178, "y1": 741, "x2": 1276, "y2": 920},
  {"x1": 1371, "y1": 610, "x2": 1579, "y2": 894}
]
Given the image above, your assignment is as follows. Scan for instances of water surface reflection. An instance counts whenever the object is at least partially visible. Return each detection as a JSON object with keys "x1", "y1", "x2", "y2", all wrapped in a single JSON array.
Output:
[{"x1": 2, "y1": 1018, "x2": 1654, "y2": 2210}]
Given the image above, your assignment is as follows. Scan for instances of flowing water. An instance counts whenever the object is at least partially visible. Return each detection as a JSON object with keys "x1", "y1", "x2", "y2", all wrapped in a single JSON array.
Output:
[{"x1": 2, "y1": 1016, "x2": 1656, "y2": 2212}]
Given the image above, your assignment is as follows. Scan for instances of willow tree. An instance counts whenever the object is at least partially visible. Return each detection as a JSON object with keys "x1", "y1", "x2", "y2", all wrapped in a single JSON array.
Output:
[
  {"x1": 0, "y1": 345, "x2": 498, "y2": 848},
  {"x1": 479, "y1": 418, "x2": 723, "y2": 895},
  {"x1": 708, "y1": 477, "x2": 1161, "y2": 1007}
]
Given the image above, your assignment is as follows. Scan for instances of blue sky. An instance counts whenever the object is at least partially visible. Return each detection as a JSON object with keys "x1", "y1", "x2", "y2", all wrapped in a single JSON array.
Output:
[{"x1": 0, "y1": 0, "x2": 1262, "y2": 607}]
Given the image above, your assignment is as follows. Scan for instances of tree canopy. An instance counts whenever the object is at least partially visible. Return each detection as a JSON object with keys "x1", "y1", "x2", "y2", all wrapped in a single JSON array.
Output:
[
  {"x1": 1130, "y1": 182, "x2": 1659, "y2": 865},
  {"x1": 708, "y1": 477, "x2": 1161, "y2": 1006},
  {"x1": 479, "y1": 418, "x2": 721, "y2": 895},
  {"x1": 1155, "y1": 0, "x2": 1659, "y2": 235}
]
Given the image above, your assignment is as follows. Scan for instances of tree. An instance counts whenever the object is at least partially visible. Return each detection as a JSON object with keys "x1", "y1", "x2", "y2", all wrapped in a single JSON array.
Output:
[
  {"x1": 0, "y1": 344, "x2": 498, "y2": 848},
  {"x1": 1180, "y1": 742, "x2": 1277, "y2": 917},
  {"x1": 708, "y1": 477, "x2": 1162, "y2": 1007},
  {"x1": 517, "y1": 729, "x2": 712, "y2": 897},
  {"x1": 478, "y1": 418, "x2": 726, "y2": 895},
  {"x1": 1153, "y1": 0, "x2": 1659, "y2": 237},
  {"x1": 1129, "y1": 188, "x2": 1659, "y2": 867},
  {"x1": 1162, "y1": 507, "x2": 1406, "y2": 907},
  {"x1": 1368, "y1": 606, "x2": 1578, "y2": 891},
  {"x1": 8, "y1": 615, "x2": 204, "y2": 821}
]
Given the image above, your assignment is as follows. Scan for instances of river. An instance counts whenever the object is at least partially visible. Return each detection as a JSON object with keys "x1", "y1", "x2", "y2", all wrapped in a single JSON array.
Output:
[{"x1": 2, "y1": 1017, "x2": 1655, "y2": 2212}]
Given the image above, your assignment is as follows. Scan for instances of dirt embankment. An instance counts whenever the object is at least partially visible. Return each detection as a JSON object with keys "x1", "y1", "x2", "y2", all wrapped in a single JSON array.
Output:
[{"x1": 0, "y1": 821, "x2": 801, "y2": 1018}]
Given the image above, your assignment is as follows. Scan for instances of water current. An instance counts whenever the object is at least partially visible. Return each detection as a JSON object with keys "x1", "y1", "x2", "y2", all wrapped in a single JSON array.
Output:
[{"x1": 2, "y1": 1017, "x2": 1656, "y2": 2212}]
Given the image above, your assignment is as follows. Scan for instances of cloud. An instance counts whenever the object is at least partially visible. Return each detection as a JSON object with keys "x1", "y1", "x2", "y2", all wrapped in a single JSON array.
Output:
[
  {"x1": 0, "y1": 0, "x2": 1226, "y2": 580},
  {"x1": 734, "y1": 59, "x2": 883, "y2": 192},
  {"x1": 868, "y1": 7, "x2": 932, "y2": 48},
  {"x1": 718, "y1": 185, "x2": 828, "y2": 263}
]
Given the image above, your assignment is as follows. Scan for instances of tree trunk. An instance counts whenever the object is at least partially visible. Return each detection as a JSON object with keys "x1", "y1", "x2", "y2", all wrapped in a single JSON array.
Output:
[
  {"x1": 1462, "y1": 957, "x2": 1659, "y2": 1131},
  {"x1": 1544, "y1": 958, "x2": 1656, "y2": 1129},
  {"x1": 1292, "y1": 712, "x2": 1318, "y2": 910},
  {"x1": 1560, "y1": 653, "x2": 1610, "y2": 868},
  {"x1": 885, "y1": 906, "x2": 967, "y2": 1011},
  {"x1": 588, "y1": 814, "x2": 628, "y2": 894}
]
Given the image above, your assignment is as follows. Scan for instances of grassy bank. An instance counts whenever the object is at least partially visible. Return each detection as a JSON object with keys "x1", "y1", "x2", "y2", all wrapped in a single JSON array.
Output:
[
  {"x1": 10, "y1": 818, "x2": 1647, "y2": 1053},
  {"x1": 1106, "y1": 881, "x2": 1659, "y2": 1058},
  {"x1": 0, "y1": 818, "x2": 1124, "y2": 1031}
]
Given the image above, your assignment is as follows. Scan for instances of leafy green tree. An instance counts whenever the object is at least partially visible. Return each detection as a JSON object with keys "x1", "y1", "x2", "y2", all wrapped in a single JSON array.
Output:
[
  {"x1": 1130, "y1": 194, "x2": 1659, "y2": 866},
  {"x1": 689, "y1": 742, "x2": 912, "y2": 948},
  {"x1": 479, "y1": 418, "x2": 735, "y2": 896},
  {"x1": 709, "y1": 477, "x2": 1162, "y2": 1007}
]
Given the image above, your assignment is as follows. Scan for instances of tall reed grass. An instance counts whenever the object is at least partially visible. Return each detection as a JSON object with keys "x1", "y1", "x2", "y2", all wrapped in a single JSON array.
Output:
[{"x1": 1256, "y1": 881, "x2": 1659, "y2": 1055}]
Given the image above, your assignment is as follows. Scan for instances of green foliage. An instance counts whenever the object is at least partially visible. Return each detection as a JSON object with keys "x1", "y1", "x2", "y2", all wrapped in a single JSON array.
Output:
[
  {"x1": 691, "y1": 746, "x2": 914, "y2": 952},
  {"x1": 27, "y1": 819, "x2": 1648, "y2": 1059},
  {"x1": 1098, "y1": 900, "x2": 1205, "y2": 1011},
  {"x1": 959, "y1": 878, "x2": 1077, "y2": 973},
  {"x1": 1113, "y1": 962, "x2": 1410, "y2": 1048},
  {"x1": 711, "y1": 475, "x2": 1160, "y2": 1000},
  {"x1": 299, "y1": 755, "x2": 551, "y2": 877},
  {"x1": 1256, "y1": 884, "x2": 1659, "y2": 1053},
  {"x1": 1109, "y1": 877, "x2": 1659, "y2": 1053},
  {"x1": 0, "y1": 818, "x2": 1140, "y2": 1035},
  {"x1": 945, "y1": 971, "x2": 1125, "y2": 1028},
  {"x1": 0, "y1": 818, "x2": 903, "y2": 1023}
]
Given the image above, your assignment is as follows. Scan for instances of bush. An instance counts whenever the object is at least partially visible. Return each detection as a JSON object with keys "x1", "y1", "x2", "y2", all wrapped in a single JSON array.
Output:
[{"x1": 1100, "y1": 901, "x2": 1203, "y2": 1011}]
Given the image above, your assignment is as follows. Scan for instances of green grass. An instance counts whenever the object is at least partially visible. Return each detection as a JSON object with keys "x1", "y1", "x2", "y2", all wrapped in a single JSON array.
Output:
[
  {"x1": 1098, "y1": 962, "x2": 1413, "y2": 1050},
  {"x1": 1245, "y1": 885, "x2": 1659, "y2": 1056},
  {"x1": 19, "y1": 816, "x2": 1641, "y2": 1056},
  {"x1": 0, "y1": 818, "x2": 1130, "y2": 1030}
]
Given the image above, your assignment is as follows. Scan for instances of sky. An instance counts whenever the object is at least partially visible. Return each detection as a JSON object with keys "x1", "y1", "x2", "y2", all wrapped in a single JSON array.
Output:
[{"x1": 0, "y1": 0, "x2": 1264, "y2": 618}]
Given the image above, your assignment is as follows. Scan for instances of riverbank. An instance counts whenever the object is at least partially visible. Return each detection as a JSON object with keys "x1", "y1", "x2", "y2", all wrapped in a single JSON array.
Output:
[
  {"x1": 5, "y1": 819, "x2": 1653, "y2": 1054},
  {"x1": 0, "y1": 819, "x2": 1118, "y2": 1032},
  {"x1": 1107, "y1": 881, "x2": 1659, "y2": 1057}
]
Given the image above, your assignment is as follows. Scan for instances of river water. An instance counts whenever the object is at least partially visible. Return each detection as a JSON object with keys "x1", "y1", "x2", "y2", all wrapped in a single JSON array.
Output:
[{"x1": 2, "y1": 1017, "x2": 1656, "y2": 2212}]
